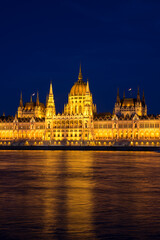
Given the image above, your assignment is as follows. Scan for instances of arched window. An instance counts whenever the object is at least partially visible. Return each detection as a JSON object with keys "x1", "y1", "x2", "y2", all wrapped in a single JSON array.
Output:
[
  {"x1": 75, "y1": 105, "x2": 78, "y2": 114},
  {"x1": 79, "y1": 105, "x2": 82, "y2": 114}
]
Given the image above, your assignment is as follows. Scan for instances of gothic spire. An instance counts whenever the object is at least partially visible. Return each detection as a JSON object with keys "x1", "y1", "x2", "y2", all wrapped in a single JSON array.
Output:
[
  {"x1": 86, "y1": 79, "x2": 90, "y2": 93},
  {"x1": 78, "y1": 63, "x2": 83, "y2": 81},
  {"x1": 46, "y1": 81, "x2": 56, "y2": 116},
  {"x1": 49, "y1": 81, "x2": 53, "y2": 95},
  {"x1": 116, "y1": 88, "x2": 120, "y2": 103},
  {"x1": 137, "y1": 87, "x2": 140, "y2": 102},
  {"x1": 19, "y1": 92, "x2": 23, "y2": 107},
  {"x1": 36, "y1": 91, "x2": 39, "y2": 106}
]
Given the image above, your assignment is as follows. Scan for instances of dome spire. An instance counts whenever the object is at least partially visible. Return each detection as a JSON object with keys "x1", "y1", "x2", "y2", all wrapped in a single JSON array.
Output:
[{"x1": 78, "y1": 63, "x2": 83, "y2": 81}]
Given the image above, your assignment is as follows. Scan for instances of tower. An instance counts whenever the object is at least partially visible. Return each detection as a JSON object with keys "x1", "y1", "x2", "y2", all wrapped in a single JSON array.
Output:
[
  {"x1": 35, "y1": 91, "x2": 42, "y2": 118},
  {"x1": 116, "y1": 88, "x2": 120, "y2": 104},
  {"x1": 45, "y1": 82, "x2": 56, "y2": 140},
  {"x1": 137, "y1": 87, "x2": 141, "y2": 102},
  {"x1": 83, "y1": 80, "x2": 94, "y2": 141},
  {"x1": 36, "y1": 91, "x2": 39, "y2": 106},
  {"x1": 46, "y1": 81, "x2": 56, "y2": 117},
  {"x1": 114, "y1": 88, "x2": 121, "y2": 115},
  {"x1": 84, "y1": 80, "x2": 93, "y2": 116},
  {"x1": 17, "y1": 92, "x2": 23, "y2": 118}
]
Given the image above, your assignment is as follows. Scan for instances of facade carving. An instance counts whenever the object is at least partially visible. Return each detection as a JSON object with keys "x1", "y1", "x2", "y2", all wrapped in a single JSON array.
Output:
[{"x1": 0, "y1": 66, "x2": 160, "y2": 146}]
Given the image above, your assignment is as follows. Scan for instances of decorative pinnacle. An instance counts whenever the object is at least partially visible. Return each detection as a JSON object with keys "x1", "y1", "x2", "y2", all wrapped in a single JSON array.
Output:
[
  {"x1": 137, "y1": 86, "x2": 140, "y2": 102},
  {"x1": 20, "y1": 92, "x2": 23, "y2": 107},
  {"x1": 116, "y1": 88, "x2": 120, "y2": 103},
  {"x1": 86, "y1": 79, "x2": 90, "y2": 93},
  {"x1": 36, "y1": 91, "x2": 39, "y2": 106},
  {"x1": 49, "y1": 81, "x2": 53, "y2": 95},
  {"x1": 78, "y1": 63, "x2": 83, "y2": 81}
]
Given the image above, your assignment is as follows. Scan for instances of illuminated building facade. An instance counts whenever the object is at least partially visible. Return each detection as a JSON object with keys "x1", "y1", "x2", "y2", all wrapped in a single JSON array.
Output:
[{"x1": 0, "y1": 66, "x2": 160, "y2": 146}]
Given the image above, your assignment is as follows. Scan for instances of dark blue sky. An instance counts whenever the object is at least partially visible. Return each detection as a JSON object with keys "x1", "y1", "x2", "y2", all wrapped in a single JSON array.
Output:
[{"x1": 0, "y1": 0, "x2": 160, "y2": 115}]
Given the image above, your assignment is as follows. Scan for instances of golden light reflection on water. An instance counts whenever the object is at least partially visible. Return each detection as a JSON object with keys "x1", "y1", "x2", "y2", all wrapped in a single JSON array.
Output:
[
  {"x1": 1, "y1": 151, "x2": 160, "y2": 240},
  {"x1": 65, "y1": 152, "x2": 94, "y2": 239},
  {"x1": 35, "y1": 151, "x2": 95, "y2": 239}
]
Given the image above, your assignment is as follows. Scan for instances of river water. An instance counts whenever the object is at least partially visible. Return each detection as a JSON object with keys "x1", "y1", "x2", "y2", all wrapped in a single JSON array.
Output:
[{"x1": 0, "y1": 151, "x2": 160, "y2": 240}]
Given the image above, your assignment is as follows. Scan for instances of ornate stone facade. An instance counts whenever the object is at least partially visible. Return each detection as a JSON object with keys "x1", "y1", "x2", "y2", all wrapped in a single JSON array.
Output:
[{"x1": 0, "y1": 66, "x2": 160, "y2": 146}]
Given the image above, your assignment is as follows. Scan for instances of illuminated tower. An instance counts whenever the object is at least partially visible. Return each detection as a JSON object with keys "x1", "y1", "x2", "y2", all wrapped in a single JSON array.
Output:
[
  {"x1": 17, "y1": 92, "x2": 23, "y2": 118},
  {"x1": 46, "y1": 81, "x2": 56, "y2": 118},
  {"x1": 114, "y1": 87, "x2": 147, "y2": 117},
  {"x1": 114, "y1": 88, "x2": 121, "y2": 115},
  {"x1": 64, "y1": 64, "x2": 96, "y2": 116},
  {"x1": 45, "y1": 82, "x2": 56, "y2": 140},
  {"x1": 35, "y1": 91, "x2": 45, "y2": 118}
]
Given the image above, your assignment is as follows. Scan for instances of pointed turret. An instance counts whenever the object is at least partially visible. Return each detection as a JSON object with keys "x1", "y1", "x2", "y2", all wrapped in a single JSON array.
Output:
[
  {"x1": 116, "y1": 88, "x2": 120, "y2": 103},
  {"x1": 36, "y1": 91, "x2": 39, "y2": 106},
  {"x1": 78, "y1": 63, "x2": 83, "y2": 82},
  {"x1": 137, "y1": 87, "x2": 140, "y2": 102},
  {"x1": 49, "y1": 81, "x2": 53, "y2": 95},
  {"x1": 86, "y1": 79, "x2": 90, "y2": 94},
  {"x1": 142, "y1": 90, "x2": 145, "y2": 105},
  {"x1": 19, "y1": 92, "x2": 23, "y2": 107},
  {"x1": 30, "y1": 95, "x2": 32, "y2": 103},
  {"x1": 46, "y1": 82, "x2": 56, "y2": 116}
]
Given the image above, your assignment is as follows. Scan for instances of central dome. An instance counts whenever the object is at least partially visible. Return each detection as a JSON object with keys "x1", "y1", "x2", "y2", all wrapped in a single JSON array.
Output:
[
  {"x1": 70, "y1": 80, "x2": 87, "y2": 96},
  {"x1": 69, "y1": 65, "x2": 87, "y2": 96}
]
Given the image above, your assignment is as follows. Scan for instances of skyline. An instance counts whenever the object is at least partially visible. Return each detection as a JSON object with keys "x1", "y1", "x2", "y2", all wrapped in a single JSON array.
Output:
[
  {"x1": 1, "y1": 68, "x2": 150, "y2": 117},
  {"x1": 0, "y1": 1, "x2": 160, "y2": 115}
]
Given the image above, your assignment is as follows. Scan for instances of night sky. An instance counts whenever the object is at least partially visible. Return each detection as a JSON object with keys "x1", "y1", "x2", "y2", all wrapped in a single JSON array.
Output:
[{"x1": 0, "y1": 0, "x2": 160, "y2": 116}]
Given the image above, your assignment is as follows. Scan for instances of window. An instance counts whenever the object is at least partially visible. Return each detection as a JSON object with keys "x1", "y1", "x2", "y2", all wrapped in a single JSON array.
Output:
[{"x1": 79, "y1": 105, "x2": 82, "y2": 114}]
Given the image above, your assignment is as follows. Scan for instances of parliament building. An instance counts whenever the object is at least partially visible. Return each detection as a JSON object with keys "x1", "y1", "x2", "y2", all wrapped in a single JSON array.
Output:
[{"x1": 0, "y1": 66, "x2": 160, "y2": 146}]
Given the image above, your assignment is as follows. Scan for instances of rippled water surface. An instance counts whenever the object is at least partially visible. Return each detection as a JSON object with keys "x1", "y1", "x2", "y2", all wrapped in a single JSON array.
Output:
[{"x1": 0, "y1": 151, "x2": 160, "y2": 240}]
